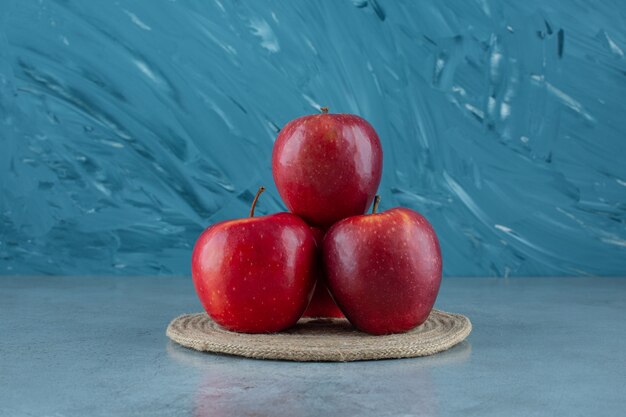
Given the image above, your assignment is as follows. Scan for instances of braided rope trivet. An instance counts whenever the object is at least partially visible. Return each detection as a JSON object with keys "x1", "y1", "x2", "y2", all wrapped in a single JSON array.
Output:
[{"x1": 166, "y1": 309, "x2": 471, "y2": 362}]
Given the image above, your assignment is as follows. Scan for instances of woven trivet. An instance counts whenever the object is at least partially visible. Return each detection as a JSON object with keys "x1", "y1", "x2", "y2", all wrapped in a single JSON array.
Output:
[{"x1": 166, "y1": 309, "x2": 471, "y2": 362}]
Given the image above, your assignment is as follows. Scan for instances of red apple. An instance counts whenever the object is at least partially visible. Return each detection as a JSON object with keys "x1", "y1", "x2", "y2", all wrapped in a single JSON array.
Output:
[
  {"x1": 303, "y1": 284, "x2": 344, "y2": 318},
  {"x1": 191, "y1": 187, "x2": 317, "y2": 333},
  {"x1": 323, "y1": 197, "x2": 442, "y2": 335},
  {"x1": 303, "y1": 227, "x2": 344, "y2": 318},
  {"x1": 272, "y1": 107, "x2": 383, "y2": 228}
]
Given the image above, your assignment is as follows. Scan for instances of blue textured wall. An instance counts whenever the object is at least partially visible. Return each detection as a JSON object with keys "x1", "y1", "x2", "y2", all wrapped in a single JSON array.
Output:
[{"x1": 1, "y1": 0, "x2": 625, "y2": 276}]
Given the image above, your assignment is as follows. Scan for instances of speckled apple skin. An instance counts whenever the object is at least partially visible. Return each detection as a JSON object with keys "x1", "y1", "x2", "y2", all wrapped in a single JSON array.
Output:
[
  {"x1": 303, "y1": 227, "x2": 345, "y2": 318},
  {"x1": 191, "y1": 213, "x2": 317, "y2": 333},
  {"x1": 272, "y1": 113, "x2": 383, "y2": 228},
  {"x1": 323, "y1": 208, "x2": 442, "y2": 335}
]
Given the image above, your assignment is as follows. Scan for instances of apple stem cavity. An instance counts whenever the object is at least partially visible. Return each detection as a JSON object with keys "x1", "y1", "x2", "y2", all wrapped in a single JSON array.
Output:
[
  {"x1": 249, "y1": 186, "x2": 266, "y2": 218},
  {"x1": 320, "y1": 106, "x2": 329, "y2": 114},
  {"x1": 372, "y1": 195, "x2": 381, "y2": 214}
]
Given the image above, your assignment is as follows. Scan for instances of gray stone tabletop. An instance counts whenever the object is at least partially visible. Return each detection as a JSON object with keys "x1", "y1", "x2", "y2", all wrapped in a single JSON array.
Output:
[{"x1": 1, "y1": 276, "x2": 624, "y2": 417}]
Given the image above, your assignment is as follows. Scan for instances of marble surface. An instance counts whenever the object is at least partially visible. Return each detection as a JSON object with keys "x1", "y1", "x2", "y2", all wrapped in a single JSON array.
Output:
[
  {"x1": 1, "y1": 276, "x2": 624, "y2": 416},
  {"x1": 2, "y1": 1, "x2": 626, "y2": 277}
]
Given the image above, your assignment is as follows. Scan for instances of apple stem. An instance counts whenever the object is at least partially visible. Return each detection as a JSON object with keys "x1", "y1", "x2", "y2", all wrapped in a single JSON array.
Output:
[
  {"x1": 249, "y1": 186, "x2": 266, "y2": 217},
  {"x1": 320, "y1": 106, "x2": 329, "y2": 114},
  {"x1": 372, "y1": 195, "x2": 381, "y2": 214}
]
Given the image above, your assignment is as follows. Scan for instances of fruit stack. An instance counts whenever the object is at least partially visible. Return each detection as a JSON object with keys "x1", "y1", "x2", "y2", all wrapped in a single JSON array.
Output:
[{"x1": 191, "y1": 108, "x2": 442, "y2": 335}]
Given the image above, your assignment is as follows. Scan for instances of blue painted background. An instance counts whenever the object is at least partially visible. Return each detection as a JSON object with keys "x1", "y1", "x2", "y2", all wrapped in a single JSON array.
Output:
[{"x1": 1, "y1": 0, "x2": 625, "y2": 276}]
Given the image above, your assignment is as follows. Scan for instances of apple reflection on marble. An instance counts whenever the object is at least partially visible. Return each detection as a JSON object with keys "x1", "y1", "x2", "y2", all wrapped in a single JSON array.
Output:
[{"x1": 166, "y1": 340, "x2": 472, "y2": 417}]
